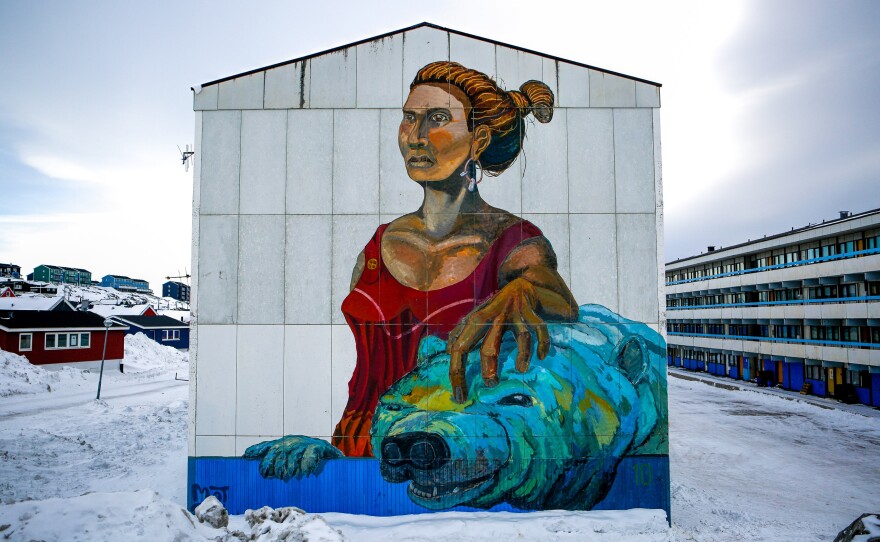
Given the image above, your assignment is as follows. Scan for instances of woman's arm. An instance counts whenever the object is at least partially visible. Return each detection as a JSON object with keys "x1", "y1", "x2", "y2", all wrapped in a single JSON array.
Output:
[{"x1": 446, "y1": 236, "x2": 578, "y2": 402}]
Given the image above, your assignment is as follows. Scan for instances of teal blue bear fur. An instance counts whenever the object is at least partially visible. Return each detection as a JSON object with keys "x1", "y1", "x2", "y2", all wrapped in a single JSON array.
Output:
[{"x1": 371, "y1": 304, "x2": 667, "y2": 510}]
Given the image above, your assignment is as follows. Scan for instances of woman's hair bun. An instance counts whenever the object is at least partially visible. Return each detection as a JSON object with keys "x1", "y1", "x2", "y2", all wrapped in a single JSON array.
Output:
[
  {"x1": 410, "y1": 61, "x2": 555, "y2": 175},
  {"x1": 517, "y1": 80, "x2": 554, "y2": 123}
]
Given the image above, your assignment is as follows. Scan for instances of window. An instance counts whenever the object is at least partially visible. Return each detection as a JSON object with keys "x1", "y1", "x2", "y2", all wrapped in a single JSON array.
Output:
[
  {"x1": 810, "y1": 326, "x2": 840, "y2": 342},
  {"x1": 840, "y1": 284, "x2": 858, "y2": 298},
  {"x1": 820, "y1": 244, "x2": 836, "y2": 258},
  {"x1": 162, "y1": 329, "x2": 180, "y2": 341},
  {"x1": 841, "y1": 327, "x2": 860, "y2": 342},
  {"x1": 19, "y1": 333, "x2": 32, "y2": 351},
  {"x1": 810, "y1": 286, "x2": 838, "y2": 299},
  {"x1": 44, "y1": 332, "x2": 90, "y2": 350}
]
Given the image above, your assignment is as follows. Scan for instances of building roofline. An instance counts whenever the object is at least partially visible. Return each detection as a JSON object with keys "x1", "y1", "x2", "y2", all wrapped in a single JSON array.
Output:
[
  {"x1": 666, "y1": 207, "x2": 880, "y2": 266},
  {"x1": 110, "y1": 315, "x2": 189, "y2": 329},
  {"x1": 195, "y1": 22, "x2": 662, "y2": 90},
  {"x1": 0, "y1": 325, "x2": 129, "y2": 333}
]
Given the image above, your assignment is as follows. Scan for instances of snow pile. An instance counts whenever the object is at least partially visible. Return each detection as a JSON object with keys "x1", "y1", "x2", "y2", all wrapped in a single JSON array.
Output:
[
  {"x1": 195, "y1": 495, "x2": 229, "y2": 528},
  {"x1": 855, "y1": 515, "x2": 880, "y2": 541},
  {"x1": 231, "y1": 505, "x2": 346, "y2": 542},
  {"x1": 835, "y1": 513, "x2": 880, "y2": 542},
  {"x1": 0, "y1": 350, "x2": 88, "y2": 397},
  {"x1": 123, "y1": 332, "x2": 188, "y2": 374},
  {"x1": 0, "y1": 490, "x2": 224, "y2": 542},
  {"x1": 0, "y1": 492, "x2": 347, "y2": 542},
  {"x1": 324, "y1": 509, "x2": 669, "y2": 542}
]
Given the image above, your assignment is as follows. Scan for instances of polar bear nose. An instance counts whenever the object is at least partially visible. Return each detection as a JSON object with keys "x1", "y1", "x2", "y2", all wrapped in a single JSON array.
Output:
[{"x1": 381, "y1": 432, "x2": 450, "y2": 470}]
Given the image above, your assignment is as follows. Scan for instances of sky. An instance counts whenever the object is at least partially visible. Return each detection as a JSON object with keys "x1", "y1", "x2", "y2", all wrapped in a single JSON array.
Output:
[{"x1": 1, "y1": 0, "x2": 879, "y2": 290}]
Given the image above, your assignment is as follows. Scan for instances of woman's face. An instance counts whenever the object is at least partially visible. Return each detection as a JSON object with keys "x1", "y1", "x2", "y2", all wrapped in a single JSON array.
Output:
[{"x1": 399, "y1": 84, "x2": 473, "y2": 182}]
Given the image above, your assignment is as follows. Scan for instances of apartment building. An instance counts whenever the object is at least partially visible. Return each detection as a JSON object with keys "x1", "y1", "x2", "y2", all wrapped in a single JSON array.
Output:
[{"x1": 665, "y1": 209, "x2": 880, "y2": 407}]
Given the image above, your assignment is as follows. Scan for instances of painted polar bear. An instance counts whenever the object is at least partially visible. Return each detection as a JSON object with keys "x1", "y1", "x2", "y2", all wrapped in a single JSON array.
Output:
[{"x1": 245, "y1": 304, "x2": 667, "y2": 511}]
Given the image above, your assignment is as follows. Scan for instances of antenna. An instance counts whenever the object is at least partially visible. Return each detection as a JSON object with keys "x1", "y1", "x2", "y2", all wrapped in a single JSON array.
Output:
[
  {"x1": 178, "y1": 144, "x2": 195, "y2": 172},
  {"x1": 166, "y1": 268, "x2": 192, "y2": 286}
]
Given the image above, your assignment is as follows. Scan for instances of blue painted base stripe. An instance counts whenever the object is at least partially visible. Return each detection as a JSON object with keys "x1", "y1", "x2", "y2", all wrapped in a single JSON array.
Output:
[{"x1": 188, "y1": 455, "x2": 670, "y2": 517}]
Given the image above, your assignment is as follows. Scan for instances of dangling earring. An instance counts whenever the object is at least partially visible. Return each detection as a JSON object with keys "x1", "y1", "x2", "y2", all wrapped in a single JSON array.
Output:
[{"x1": 460, "y1": 157, "x2": 484, "y2": 192}]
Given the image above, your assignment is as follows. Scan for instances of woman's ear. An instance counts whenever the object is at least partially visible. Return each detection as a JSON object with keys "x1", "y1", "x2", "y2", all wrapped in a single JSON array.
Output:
[{"x1": 472, "y1": 124, "x2": 491, "y2": 159}]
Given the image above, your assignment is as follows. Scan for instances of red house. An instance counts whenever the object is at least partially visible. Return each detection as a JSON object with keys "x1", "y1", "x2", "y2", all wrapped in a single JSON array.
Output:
[{"x1": 0, "y1": 310, "x2": 129, "y2": 369}]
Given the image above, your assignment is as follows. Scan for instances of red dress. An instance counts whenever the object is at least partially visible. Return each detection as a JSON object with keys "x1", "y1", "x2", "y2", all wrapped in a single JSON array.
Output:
[{"x1": 334, "y1": 219, "x2": 543, "y2": 457}]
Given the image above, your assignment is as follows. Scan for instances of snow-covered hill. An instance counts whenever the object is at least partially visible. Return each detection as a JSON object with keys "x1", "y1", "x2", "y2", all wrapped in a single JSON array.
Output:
[
  {"x1": 5, "y1": 282, "x2": 190, "y2": 321},
  {"x1": 58, "y1": 283, "x2": 190, "y2": 312}
]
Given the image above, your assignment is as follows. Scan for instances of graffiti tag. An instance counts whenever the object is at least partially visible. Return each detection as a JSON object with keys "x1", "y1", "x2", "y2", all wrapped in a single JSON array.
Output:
[{"x1": 191, "y1": 484, "x2": 230, "y2": 503}]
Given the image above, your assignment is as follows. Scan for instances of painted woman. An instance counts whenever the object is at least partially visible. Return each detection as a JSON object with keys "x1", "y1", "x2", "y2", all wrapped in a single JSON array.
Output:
[{"x1": 246, "y1": 61, "x2": 578, "y2": 473}]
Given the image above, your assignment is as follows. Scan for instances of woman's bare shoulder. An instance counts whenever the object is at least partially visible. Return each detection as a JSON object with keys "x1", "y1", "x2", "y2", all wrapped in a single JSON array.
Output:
[
  {"x1": 474, "y1": 206, "x2": 522, "y2": 236},
  {"x1": 385, "y1": 213, "x2": 423, "y2": 234}
]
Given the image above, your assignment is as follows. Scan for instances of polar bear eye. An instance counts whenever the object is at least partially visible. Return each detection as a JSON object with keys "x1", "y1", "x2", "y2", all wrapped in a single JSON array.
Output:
[{"x1": 497, "y1": 393, "x2": 534, "y2": 407}]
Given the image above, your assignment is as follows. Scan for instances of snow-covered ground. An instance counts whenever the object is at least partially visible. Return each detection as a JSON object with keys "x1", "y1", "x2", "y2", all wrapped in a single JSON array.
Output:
[{"x1": 0, "y1": 340, "x2": 878, "y2": 541}]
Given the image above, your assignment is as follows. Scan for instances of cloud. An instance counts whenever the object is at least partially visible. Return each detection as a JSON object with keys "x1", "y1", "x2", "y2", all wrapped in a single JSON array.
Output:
[
  {"x1": 19, "y1": 153, "x2": 96, "y2": 183},
  {"x1": 663, "y1": 0, "x2": 880, "y2": 261}
]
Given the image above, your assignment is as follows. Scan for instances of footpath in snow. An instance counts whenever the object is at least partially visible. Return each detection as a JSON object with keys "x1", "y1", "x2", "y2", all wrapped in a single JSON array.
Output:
[{"x1": 1, "y1": 338, "x2": 879, "y2": 541}]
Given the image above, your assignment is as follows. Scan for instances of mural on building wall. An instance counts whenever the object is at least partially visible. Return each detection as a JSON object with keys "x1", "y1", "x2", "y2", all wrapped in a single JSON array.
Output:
[{"x1": 240, "y1": 61, "x2": 668, "y2": 512}]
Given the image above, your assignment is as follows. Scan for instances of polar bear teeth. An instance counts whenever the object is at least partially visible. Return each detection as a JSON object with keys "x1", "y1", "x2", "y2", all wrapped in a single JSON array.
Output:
[{"x1": 409, "y1": 474, "x2": 492, "y2": 499}]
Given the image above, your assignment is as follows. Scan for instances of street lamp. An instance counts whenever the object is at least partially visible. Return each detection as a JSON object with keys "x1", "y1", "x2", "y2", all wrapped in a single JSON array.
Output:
[{"x1": 96, "y1": 318, "x2": 113, "y2": 400}]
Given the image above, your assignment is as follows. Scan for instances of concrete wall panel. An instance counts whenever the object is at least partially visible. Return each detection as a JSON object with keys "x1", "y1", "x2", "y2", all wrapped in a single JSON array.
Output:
[
  {"x1": 333, "y1": 110, "x2": 380, "y2": 214},
  {"x1": 285, "y1": 215, "x2": 333, "y2": 324},
  {"x1": 218, "y1": 73, "x2": 264, "y2": 110},
  {"x1": 240, "y1": 110, "x2": 287, "y2": 215},
  {"x1": 265, "y1": 61, "x2": 310, "y2": 109},
  {"x1": 197, "y1": 215, "x2": 238, "y2": 324},
  {"x1": 614, "y1": 108, "x2": 655, "y2": 214},
  {"x1": 284, "y1": 325, "x2": 333, "y2": 437},
  {"x1": 200, "y1": 111, "x2": 241, "y2": 215},
  {"x1": 309, "y1": 50, "x2": 357, "y2": 109},
  {"x1": 236, "y1": 325, "x2": 284, "y2": 436},
  {"x1": 557, "y1": 61, "x2": 590, "y2": 107},
  {"x1": 357, "y1": 36, "x2": 404, "y2": 108},
  {"x1": 238, "y1": 215, "x2": 285, "y2": 324},
  {"x1": 568, "y1": 109, "x2": 615, "y2": 213},
  {"x1": 195, "y1": 325, "x2": 237, "y2": 435},
  {"x1": 287, "y1": 109, "x2": 333, "y2": 214}
]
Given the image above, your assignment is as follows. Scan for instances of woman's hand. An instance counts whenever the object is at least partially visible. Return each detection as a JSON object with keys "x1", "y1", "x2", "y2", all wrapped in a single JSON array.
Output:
[
  {"x1": 447, "y1": 278, "x2": 550, "y2": 403},
  {"x1": 446, "y1": 236, "x2": 578, "y2": 403}
]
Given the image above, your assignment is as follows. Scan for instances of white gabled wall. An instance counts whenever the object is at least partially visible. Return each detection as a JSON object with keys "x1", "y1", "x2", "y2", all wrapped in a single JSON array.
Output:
[{"x1": 191, "y1": 25, "x2": 663, "y2": 454}]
